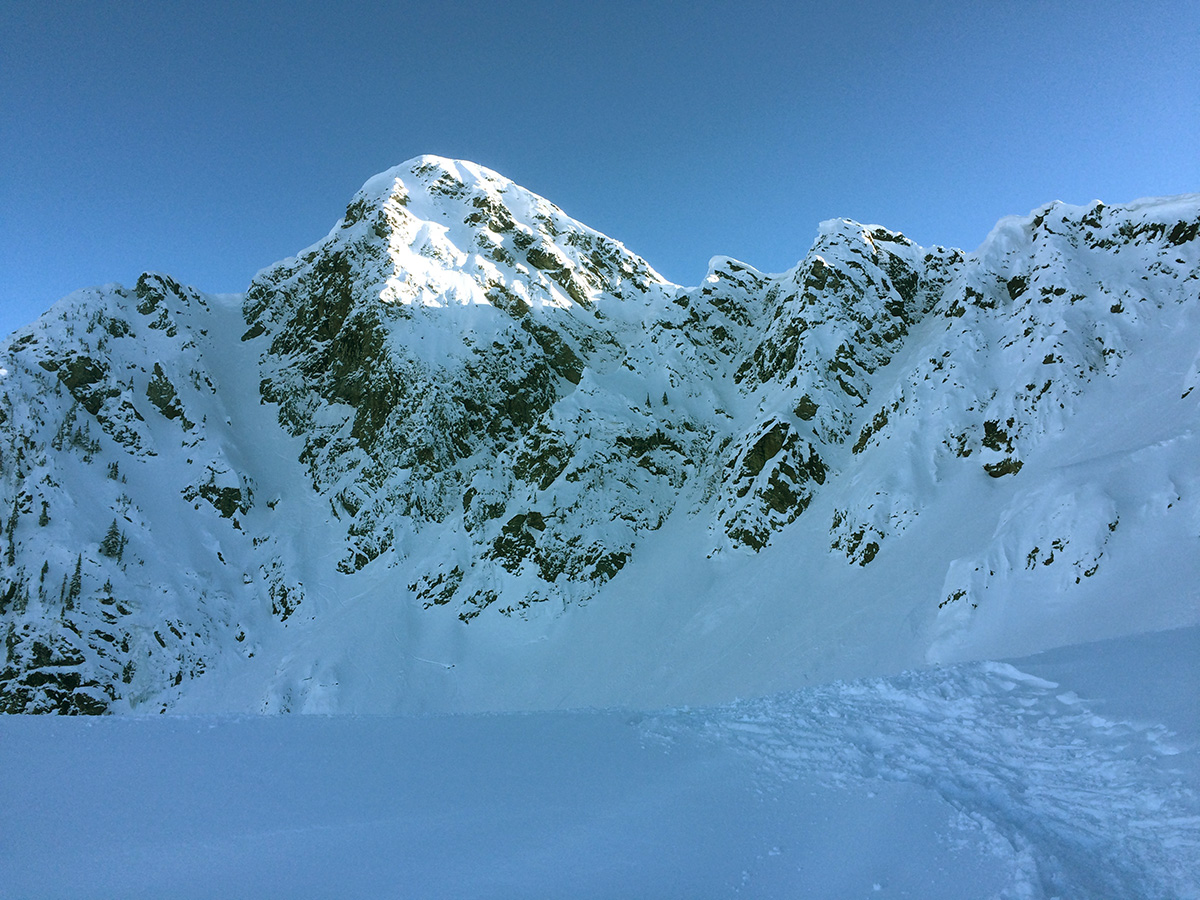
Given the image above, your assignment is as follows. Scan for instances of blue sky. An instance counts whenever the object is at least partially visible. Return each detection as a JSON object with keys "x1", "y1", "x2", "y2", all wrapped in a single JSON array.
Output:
[{"x1": 2, "y1": 1, "x2": 1197, "y2": 338}]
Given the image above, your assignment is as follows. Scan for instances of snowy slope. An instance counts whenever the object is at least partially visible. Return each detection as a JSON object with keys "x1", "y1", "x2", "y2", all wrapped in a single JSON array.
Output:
[
  {"x1": 3, "y1": 625, "x2": 1196, "y2": 899},
  {"x1": 1, "y1": 157, "x2": 1198, "y2": 714}
]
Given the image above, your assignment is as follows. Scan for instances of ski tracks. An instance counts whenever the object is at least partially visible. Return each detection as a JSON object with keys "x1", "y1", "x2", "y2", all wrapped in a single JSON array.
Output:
[{"x1": 649, "y1": 661, "x2": 1200, "y2": 899}]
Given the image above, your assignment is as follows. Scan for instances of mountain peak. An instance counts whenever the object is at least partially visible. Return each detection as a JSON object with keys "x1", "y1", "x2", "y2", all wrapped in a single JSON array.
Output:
[
  {"x1": 1, "y1": 167, "x2": 1198, "y2": 716},
  {"x1": 353, "y1": 155, "x2": 514, "y2": 213},
  {"x1": 297, "y1": 155, "x2": 674, "y2": 316}
]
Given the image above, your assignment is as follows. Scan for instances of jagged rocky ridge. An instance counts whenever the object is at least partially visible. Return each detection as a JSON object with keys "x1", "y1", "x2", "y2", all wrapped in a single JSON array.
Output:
[{"x1": 1, "y1": 157, "x2": 1198, "y2": 713}]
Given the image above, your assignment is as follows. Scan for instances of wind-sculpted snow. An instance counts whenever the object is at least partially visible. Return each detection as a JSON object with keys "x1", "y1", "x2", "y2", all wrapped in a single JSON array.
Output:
[
  {"x1": 1, "y1": 154, "x2": 1198, "y2": 715},
  {"x1": 649, "y1": 656, "x2": 1200, "y2": 899}
]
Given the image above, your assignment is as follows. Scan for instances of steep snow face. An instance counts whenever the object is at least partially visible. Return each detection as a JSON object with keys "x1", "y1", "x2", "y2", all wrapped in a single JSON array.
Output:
[
  {"x1": 1, "y1": 160, "x2": 1198, "y2": 715},
  {"x1": 0, "y1": 276, "x2": 267, "y2": 712},
  {"x1": 829, "y1": 198, "x2": 1200, "y2": 658}
]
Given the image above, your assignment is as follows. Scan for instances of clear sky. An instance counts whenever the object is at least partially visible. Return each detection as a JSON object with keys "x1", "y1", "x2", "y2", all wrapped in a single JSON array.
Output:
[{"x1": 2, "y1": 1, "x2": 1197, "y2": 338}]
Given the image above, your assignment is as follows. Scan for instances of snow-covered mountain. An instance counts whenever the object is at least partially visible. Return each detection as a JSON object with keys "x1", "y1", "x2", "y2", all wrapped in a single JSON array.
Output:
[{"x1": 2, "y1": 156, "x2": 1197, "y2": 714}]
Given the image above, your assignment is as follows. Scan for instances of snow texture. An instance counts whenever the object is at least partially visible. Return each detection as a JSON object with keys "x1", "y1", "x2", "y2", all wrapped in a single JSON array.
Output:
[{"x1": 2, "y1": 626, "x2": 1196, "y2": 898}]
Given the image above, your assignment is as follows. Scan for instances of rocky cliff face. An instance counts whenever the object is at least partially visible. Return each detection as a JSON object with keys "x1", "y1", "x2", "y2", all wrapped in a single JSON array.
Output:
[
  {"x1": 241, "y1": 158, "x2": 695, "y2": 619},
  {"x1": 2, "y1": 157, "x2": 1197, "y2": 713}
]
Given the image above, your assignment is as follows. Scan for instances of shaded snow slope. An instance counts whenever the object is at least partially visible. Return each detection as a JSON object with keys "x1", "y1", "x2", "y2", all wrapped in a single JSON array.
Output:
[
  {"x1": 1, "y1": 158, "x2": 1198, "y2": 714},
  {"x1": 3, "y1": 626, "x2": 1196, "y2": 899}
]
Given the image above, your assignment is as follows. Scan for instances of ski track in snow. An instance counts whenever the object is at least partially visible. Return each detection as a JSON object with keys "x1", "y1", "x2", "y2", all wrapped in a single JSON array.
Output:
[{"x1": 648, "y1": 660, "x2": 1200, "y2": 900}]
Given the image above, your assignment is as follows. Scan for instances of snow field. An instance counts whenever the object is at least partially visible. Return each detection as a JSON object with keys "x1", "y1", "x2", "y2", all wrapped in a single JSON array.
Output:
[{"x1": 3, "y1": 626, "x2": 1196, "y2": 899}]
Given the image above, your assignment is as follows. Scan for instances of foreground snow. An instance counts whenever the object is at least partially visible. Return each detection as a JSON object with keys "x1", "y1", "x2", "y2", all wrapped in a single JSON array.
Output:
[{"x1": 3, "y1": 626, "x2": 1196, "y2": 899}]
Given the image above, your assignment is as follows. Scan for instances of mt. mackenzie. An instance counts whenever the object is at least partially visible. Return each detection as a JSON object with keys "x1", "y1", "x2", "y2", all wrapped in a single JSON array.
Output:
[{"x1": 2, "y1": 156, "x2": 1198, "y2": 715}]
